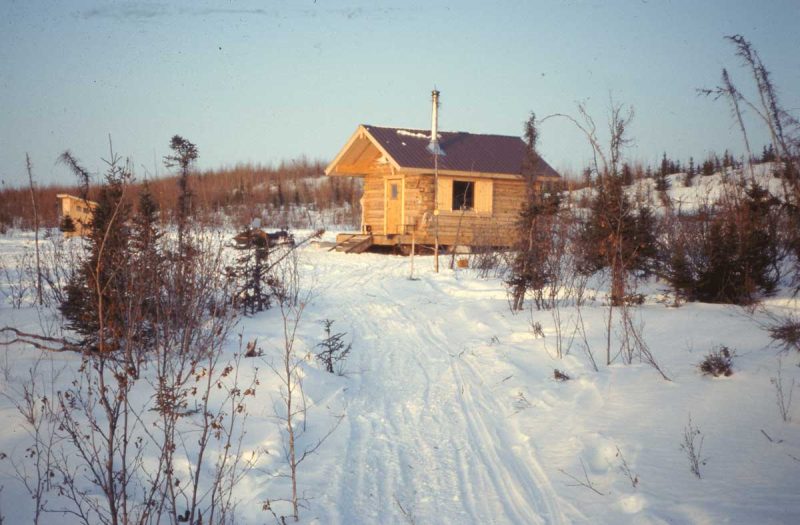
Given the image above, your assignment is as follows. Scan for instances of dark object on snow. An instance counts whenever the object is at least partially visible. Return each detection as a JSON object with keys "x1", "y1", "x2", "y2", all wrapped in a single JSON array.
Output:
[
  {"x1": 699, "y1": 346, "x2": 734, "y2": 377},
  {"x1": 234, "y1": 228, "x2": 294, "y2": 248},
  {"x1": 768, "y1": 318, "x2": 800, "y2": 353},
  {"x1": 554, "y1": 369, "x2": 571, "y2": 381},
  {"x1": 244, "y1": 339, "x2": 263, "y2": 358},
  {"x1": 267, "y1": 229, "x2": 295, "y2": 246}
]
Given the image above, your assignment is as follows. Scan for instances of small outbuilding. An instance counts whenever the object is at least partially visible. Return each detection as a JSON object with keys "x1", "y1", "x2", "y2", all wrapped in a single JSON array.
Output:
[
  {"x1": 325, "y1": 122, "x2": 560, "y2": 252},
  {"x1": 56, "y1": 194, "x2": 97, "y2": 237}
]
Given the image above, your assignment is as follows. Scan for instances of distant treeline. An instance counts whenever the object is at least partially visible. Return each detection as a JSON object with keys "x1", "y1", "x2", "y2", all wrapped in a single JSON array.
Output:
[{"x1": 0, "y1": 157, "x2": 362, "y2": 231}]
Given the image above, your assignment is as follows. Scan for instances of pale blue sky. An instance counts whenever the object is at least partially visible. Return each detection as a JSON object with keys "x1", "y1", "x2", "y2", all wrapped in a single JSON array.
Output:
[{"x1": 2, "y1": 0, "x2": 799, "y2": 185}]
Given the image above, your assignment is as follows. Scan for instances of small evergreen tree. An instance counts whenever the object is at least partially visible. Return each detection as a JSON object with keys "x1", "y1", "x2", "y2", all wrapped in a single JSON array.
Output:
[
  {"x1": 130, "y1": 182, "x2": 164, "y2": 347},
  {"x1": 702, "y1": 158, "x2": 715, "y2": 176},
  {"x1": 507, "y1": 113, "x2": 561, "y2": 311},
  {"x1": 59, "y1": 215, "x2": 76, "y2": 233},
  {"x1": 656, "y1": 153, "x2": 671, "y2": 192},
  {"x1": 163, "y1": 135, "x2": 197, "y2": 257},
  {"x1": 685, "y1": 157, "x2": 696, "y2": 187},
  {"x1": 663, "y1": 182, "x2": 782, "y2": 304},
  {"x1": 621, "y1": 163, "x2": 634, "y2": 186},
  {"x1": 163, "y1": 136, "x2": 199, "y2": 308},
  {"x1": 315, "y1": 319, "x2": 352, "y2": 374},
  {"x1": 231, "y1": 229, "x2": 272, "y2": 315},
  {"x1": 761, "y1": 144, "x2": 776, "y2": 162}
]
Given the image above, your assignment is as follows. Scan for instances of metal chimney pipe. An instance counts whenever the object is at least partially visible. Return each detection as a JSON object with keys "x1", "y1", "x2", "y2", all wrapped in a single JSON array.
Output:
[
  {"x1": 431, "y1": 89, "x2": 439, "y2": 143},
  {"x1": 428, "y1": 89, "x2": 443, "y2": 155}
]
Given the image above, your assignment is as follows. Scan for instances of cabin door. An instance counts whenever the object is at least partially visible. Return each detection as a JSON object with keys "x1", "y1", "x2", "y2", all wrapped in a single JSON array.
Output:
[{"x1": 385, "y1": 176, "x2": 403, "y2": 234}]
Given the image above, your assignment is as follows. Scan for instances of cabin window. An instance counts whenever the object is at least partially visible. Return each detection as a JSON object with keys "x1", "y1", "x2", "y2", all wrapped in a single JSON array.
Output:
[
  {"x1": 390, "y1": 183, "x2": 399, "y2": 200},
  {"x1": 452, "y1": 181, "x2": 474, "y2": 211},
  {"x1": 437, "y1": 178, "x2": 493, "y2": 214}
]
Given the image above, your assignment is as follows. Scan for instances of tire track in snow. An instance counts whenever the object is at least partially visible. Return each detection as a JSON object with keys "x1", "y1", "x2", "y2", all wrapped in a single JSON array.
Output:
[
  {"x1": 450, "y1": 356, "x2": 570, "y2": 525},
  {"x1": 412, "y1": 309, "x2": 569, "y2": 524},
  {"x1": 311, "y1": 255, "x2": 571, "y2": 523}
]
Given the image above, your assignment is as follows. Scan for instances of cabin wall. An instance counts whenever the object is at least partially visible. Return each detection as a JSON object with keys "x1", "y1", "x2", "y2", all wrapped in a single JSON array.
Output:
[
  {"x1": 403, "y1": 174, "x2": 432, "y2": 234},
  {"x1": 357, "y1": 170, "x2": 528, "y2": 247},
  {"x1": 412, "y1": 176, "x2": 525, "y2": 247}
]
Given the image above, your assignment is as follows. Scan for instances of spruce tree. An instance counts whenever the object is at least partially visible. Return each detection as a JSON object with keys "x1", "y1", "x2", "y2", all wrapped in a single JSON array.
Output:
[
  {"x1": 232, "y1": 229, "x2": 272, "y2": 315},
  {"x1": 163, "y1": 136, "x2": 199, "y2": 308},
  {"x1": 507, "y1": 113, "x2": 560, "y2": 311},
  {"x1": 663, "y1": 182, "x2": 781, "y2": 304},
  {"x1": 60, "y1": 154, "x2": 133, "y2": 353},
  {"x1": 130, "y1": 182, "x2": 164, "y2": 347},
  {"x1": 656, "y1": 153, "x2": 671, "y2": 192},
  {"x1": 621, "y1": 163, "x2": 634, "y2": 186},
  {"x1": 685, "y1": 157, "x2": 696, "y2": 187}
]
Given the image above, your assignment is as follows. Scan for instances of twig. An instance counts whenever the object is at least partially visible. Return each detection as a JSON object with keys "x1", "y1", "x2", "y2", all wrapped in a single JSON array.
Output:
[
  {"x1": 393, "y1": 495, "x2": 417, "y2": 525},
  {"x1": 558, "y1": 458, "x2": 605, "y2": 495},
  {"x1": 615, "y1": 446, "x2": 639, "y2": 488},
  {"x1": 760, "y1": 429, "x2": 784, "y2": 444},
  {"x1": 0, "y1": 327, "x2": 81, "y2": 353}
]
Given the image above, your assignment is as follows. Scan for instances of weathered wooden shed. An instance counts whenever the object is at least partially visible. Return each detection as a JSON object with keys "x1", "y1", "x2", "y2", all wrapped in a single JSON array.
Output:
[
  {"x1": 56, "y1": 194, "x2": 97, "y2": 237},
  {"x1": 325, "y1": 124, "x2": 560, "y2": 252}
]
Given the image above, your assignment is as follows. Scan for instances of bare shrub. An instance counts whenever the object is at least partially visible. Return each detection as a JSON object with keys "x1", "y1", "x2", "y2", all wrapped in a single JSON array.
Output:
[
  {"x1": 530, "y1": 320, "x2": 545, "y2": 339},
  {"x1": 768, "y1": 315, "x2": 800, "y2": 353},
  {"x1": 1, "y1": 252, "x2": 33, "y2": 308},
  {"x1": 771, "y1": 359, "x2": 795, "y2": 422},
  {"x1": 614, "y1": 446, "x2": 639, "y2": 489},
  {"x1": 619, "y1": 302, "x2": 671, "y2": 380},
  {"x1": 468, "y1": 224, "x2": 506, "y2": 279},
  {"x1": 558, "y1": 458, "x2": 605, "y2": 496},
  {"x1": 680, "y1": 415, "x2": 707, "y2": 479},
  {"x1": 1, "y1": 354, "x2": 61, "y2": 524},
  {"x1": 1, "y1": 139, "x2": 260, "y2": 524},
  {"x1": 266, "y1": 254, "x2": 342, "y2": 522},
  {"x1": 699, "y1": 346, "x2": 734, "y2": 377}
]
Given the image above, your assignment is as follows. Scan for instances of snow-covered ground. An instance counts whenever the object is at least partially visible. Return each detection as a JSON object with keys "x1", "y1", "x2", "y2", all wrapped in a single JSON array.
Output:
[
  {"x1": 1, "y1": 227, "x2": 799, "y2": 524},
  {"x1": 571, "y1": 162, "x2": 788, "y2": 215}
]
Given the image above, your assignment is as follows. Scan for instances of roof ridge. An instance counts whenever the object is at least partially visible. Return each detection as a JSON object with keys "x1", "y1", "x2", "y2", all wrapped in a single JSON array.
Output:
[{"x1": 363, "y1": 124, "x2": 523, "y2": 141}]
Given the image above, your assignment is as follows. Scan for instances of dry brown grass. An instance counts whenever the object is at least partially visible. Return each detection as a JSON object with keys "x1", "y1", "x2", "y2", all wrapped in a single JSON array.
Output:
[{"x1": 1, "y1": 157, "x2": 361, "y2": 230}]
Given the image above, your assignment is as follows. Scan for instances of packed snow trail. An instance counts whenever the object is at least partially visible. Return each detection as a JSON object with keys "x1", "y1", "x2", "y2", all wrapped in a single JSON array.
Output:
[{"x1": 309, "y1": 253, "x2": 577, "y2": 524}]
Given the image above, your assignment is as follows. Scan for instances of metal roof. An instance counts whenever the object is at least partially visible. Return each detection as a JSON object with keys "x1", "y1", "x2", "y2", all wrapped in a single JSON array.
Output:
[{"x1": 363, "y1": 125, "x2": 560, "y2": 178}]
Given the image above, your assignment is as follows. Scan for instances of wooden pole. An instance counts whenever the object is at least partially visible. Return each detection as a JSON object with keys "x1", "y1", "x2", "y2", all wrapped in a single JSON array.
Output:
[
  {"x1": 409, "y1": 230, "x2": 416, "y2": 279},
  {"x1": 430, "y1": 89, "x2": 441, "y2": 273},
  {"x1": 434, "y1": 150, "x2": 439, "y2": 273},
  {"x1": 26, "y1": 154, "x2": 43, "y2": 305}
]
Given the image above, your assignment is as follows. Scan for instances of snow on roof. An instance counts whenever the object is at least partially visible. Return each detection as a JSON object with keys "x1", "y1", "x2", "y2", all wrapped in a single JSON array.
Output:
[
  {"x1": 365, "y1": 125, "x2": 560, "y2": 178},
  {"x1": 396, "y1": 129, "x2": 430, "y2": 139}
]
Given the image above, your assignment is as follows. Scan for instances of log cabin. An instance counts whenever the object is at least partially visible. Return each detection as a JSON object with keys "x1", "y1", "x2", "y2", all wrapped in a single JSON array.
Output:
[{"x1": 325, "y1": 120, "x2": 560, "y2": 253}]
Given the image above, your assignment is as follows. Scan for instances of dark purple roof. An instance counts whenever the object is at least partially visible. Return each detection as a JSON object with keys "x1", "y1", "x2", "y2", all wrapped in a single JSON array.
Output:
[{"x1": 364, "y1": 125, "x2": 559, "y2": 178}]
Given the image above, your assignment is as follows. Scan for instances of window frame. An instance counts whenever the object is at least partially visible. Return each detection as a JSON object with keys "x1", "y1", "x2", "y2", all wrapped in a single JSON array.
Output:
[{"x1": 452, "y1": 180, "x2": 475, "y2": 211}]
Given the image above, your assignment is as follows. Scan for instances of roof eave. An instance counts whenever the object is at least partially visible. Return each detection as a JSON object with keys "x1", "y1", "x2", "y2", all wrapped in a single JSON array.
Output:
[
  {"x1": 401, "y1": 167, "x2": 525, "y2": 180},
  {"x1": 325, "y1": 124, "x2": 402, "y2": 177}
]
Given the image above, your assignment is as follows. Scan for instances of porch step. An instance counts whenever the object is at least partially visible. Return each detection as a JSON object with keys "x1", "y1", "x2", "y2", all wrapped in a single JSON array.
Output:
[{"x1": 332, "y1": 233, "x2": 374, "y2": 254}]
